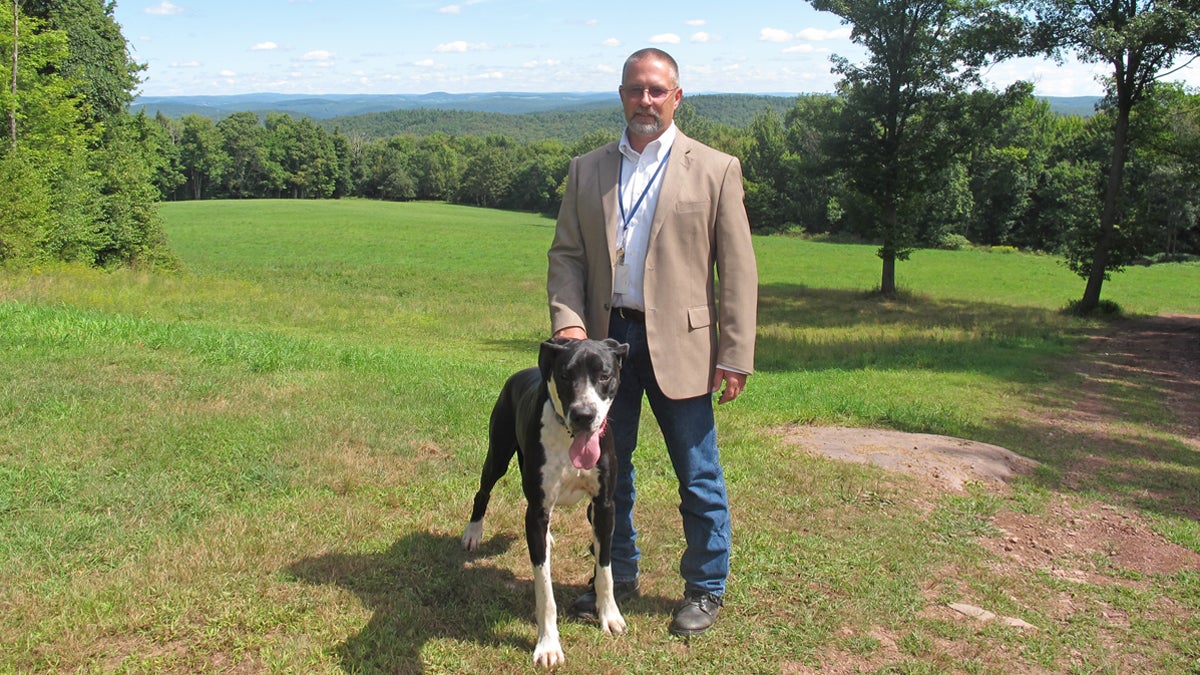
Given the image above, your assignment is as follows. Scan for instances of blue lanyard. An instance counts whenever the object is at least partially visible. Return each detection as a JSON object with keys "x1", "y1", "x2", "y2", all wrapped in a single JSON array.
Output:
[{"x1": 618, "y1": 149, "x2": 671, "y2": 231}]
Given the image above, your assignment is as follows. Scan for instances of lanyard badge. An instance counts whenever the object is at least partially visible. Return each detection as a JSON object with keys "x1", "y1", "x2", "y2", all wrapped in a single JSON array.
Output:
[{"x1": 615, "y1": 150, "x2": 670, "y2": 295}]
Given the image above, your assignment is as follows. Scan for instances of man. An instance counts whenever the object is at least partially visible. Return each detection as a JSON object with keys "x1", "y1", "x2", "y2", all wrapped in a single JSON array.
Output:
[{"x1": 547, "y1": 47, "x2": 758, "y2": 637}]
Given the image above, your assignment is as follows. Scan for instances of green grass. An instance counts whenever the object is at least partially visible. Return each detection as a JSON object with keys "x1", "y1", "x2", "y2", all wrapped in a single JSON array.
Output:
[{"x1": 1, "y1": 199, "x2": 1198, "y2": 673}]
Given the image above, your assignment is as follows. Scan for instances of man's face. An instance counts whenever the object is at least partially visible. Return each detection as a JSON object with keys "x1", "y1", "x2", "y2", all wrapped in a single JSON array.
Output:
[{"x1": 620, "y1": 57, "x2": 682, "y2": 143}]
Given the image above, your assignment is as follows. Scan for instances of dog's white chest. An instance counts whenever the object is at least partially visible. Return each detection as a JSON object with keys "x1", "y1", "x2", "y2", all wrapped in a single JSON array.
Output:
[{"x1": 539, "y1": 403, "x2": 601, "y2": 508}]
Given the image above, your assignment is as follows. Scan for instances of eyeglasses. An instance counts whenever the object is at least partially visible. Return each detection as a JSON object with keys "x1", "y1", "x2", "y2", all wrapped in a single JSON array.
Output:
[{"x1": 620, "y1": 85, "x2": 677, "y2": 101}]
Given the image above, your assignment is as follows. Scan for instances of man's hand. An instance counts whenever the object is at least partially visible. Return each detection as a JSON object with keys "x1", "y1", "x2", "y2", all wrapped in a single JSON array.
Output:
[
  {"x1": 711, "y1": 368, "x2": 747, "y2": 405},
  {"x1": 554, "y1": 327, "x2": 588, "y2": 340}
]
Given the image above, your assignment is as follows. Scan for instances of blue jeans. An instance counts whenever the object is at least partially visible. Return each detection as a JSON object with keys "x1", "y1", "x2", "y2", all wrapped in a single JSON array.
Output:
[{"x1": 607, "y1": 310, "x2": 731, "y2": 597}]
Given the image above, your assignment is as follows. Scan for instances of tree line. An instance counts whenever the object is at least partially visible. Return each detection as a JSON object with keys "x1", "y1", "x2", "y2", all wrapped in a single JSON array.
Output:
[
  {"x1": 2, "y1": 0, "x2": 174, "y2": 269},
  {"x1": 143, "y1": 84, "x2": 1200, "y2": 266},
  {"x1": 3, "y1": 0, "x2": 1199, "y2": 312}
]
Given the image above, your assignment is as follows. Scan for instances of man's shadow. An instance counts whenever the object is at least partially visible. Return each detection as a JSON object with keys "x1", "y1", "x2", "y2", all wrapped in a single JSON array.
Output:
[{"x1": 286, "y1": 531, "x2": 533, "y2": 673}]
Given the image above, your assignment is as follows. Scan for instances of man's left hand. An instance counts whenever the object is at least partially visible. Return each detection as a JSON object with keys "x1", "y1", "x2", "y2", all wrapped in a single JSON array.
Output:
[{"x1": 711, "y1": 369, "x2": 747, "y2": 405}]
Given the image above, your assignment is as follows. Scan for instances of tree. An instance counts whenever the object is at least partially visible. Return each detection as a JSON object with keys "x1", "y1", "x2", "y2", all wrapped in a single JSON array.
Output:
[
  {"x1": 1, "y1": 3, "x2": 99, "y2": 264},
  {"x1": 743, "y1": 107, "x2": 794, "y2": 232},
  {"x1": 217, "y1": 111, "x2": 279, "y2": 198},
  {"x1": 1123, "y1": 83, "x2": 1200, "y2": 258},
  {"x1": 961, "y1": 85, "x2": 1048, "y2": 246},
  {"x1": 264, "y1": 113, "x2": 338, "y2": 199},
  {"x1": 21, "y1": 0, "x2": 141, "y2": 123},
  {"x1": 178, "y1": 114, "x2": 227, "y2": 200},
  {"x1": 810, "y1": 0, "x2": 1024, "y2": 293},
  {"x1": 411, "y1": 132, "x2": 462, "y2": 201},
  {"x1": 456, "y1": 136, "x2": 517, "y2": 208},
  {"x1": 8, "y1": 0, "x2": 16, "y2": 147},
  {"x1": 357, "y1": 136, "x2": 417, "y2": 201},
  {"x1": 1026, "y1": 0, "x2": 1200, "y2": 311}
]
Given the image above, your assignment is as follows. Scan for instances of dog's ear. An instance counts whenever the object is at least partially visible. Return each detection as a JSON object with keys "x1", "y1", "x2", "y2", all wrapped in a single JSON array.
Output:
[
  {"x1": 602, "y1": 338, "x2": 629, "y2": 365},
  {"x1": 539, "y1": 338, "x2": 571, "y2": 379}
]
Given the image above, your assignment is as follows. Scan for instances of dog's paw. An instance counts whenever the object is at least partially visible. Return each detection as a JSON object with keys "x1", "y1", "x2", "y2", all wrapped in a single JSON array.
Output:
[
  {"x1": 599, "y1": 607, "x2": 627, "y2": 635},
  {"x1": 461, "y1": 521, "x2": 484, "y2": 551},
  {"x1": 532, "y1": 636, "x2": 565, "y2": 668}
]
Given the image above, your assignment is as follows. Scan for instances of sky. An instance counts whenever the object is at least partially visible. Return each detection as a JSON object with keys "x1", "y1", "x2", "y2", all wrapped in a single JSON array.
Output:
[{"x1": 112, "y1": 0, "x2": 1200, "y2": 99}]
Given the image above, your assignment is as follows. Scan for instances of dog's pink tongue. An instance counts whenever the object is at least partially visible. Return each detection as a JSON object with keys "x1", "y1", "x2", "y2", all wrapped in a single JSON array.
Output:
[{"x1": 569, "y1": 430, "x2": 602, "y2": 470}]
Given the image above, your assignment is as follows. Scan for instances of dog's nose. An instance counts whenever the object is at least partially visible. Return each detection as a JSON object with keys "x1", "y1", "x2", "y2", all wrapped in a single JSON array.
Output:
[{"x1": 569, "y1": 406, "x2": 597, "y2": 429}]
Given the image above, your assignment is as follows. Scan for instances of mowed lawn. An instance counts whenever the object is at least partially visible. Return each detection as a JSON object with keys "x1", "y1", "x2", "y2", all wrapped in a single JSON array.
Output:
[{"x1": 1, "y1": 199, "x2": 1198, "y2": 673}]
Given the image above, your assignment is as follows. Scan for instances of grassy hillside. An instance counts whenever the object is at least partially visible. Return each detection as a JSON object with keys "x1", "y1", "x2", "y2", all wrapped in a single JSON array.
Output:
[{"x1": 1, "y1": 200, "x2": 1196, "y2": 673}]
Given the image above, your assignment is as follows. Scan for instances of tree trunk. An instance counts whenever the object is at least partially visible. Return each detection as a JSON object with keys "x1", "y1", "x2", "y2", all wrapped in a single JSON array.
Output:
[
  {"x1": 9, "y1": 0, "x2": 17, "y2": 148},
  {"x1": 881, "y1": 252, "x2": 896, "y2": 295},
  {"x1": 879, "y1": 201, "x2": 899, "y2": 295},
  {"x1": 1079, "y1": 88, "x2": 1132, "y2": 313}
]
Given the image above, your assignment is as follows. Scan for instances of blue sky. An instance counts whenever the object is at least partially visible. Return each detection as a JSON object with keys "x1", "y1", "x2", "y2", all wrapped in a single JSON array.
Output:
[{"x1": 112, "y1": 0, "x2": 1198, "y2": 98}]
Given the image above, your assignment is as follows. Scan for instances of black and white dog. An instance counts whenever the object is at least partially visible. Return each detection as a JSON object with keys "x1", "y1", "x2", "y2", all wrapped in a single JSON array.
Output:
[{"x1": 461, "y1": 337, "x2": 629, "y2": 667}]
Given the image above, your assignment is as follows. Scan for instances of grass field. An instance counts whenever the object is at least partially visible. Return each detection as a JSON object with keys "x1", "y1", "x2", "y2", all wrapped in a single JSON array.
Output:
[{"x1": 1, "y1": 199, "x2": 1198, "y2": 673}]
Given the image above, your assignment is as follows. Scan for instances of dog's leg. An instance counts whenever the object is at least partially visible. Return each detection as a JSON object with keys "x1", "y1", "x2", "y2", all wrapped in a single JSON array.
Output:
[
  {"x1": 462, "y1": 391, "x2": 521, "y2": 551},
  {"x1": 527, "y1": 507, "x2": 563, "y2": 667},
  {"x1": 591, "y1": 497, "x2": 626, "y2": 635},
  {"x1": 531, "y1": 557, "x2": 563, "y2": 667}
]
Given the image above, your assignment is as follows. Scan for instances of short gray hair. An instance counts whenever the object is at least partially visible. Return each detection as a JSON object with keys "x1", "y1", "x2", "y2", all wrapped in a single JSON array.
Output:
[{"x1": 622, "y1": 48, "x2": 679, "y2": 87}]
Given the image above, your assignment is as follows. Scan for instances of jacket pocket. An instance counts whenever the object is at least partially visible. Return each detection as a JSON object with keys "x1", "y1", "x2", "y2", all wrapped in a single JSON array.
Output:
[{"x1": 688, "y1": 305, "x2": 712, "y2": 329}]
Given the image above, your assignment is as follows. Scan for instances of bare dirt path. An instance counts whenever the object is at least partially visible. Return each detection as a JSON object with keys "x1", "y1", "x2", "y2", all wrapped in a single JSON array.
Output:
[
  {"x1": 780, "y1": 314, "x2": 1200, "y2": 673},
  {"x1": 784, "y1": 313, "x2": 1200, "y2": 578}
]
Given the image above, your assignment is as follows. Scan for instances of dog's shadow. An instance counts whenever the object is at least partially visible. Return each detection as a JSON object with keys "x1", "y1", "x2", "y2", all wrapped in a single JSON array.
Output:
[
  {"x1": 286, "y1": 530, "x2": 680, "y2": 671},
  {"x1": 286, "y1": 531, "x2": 533, "y2": 672}
]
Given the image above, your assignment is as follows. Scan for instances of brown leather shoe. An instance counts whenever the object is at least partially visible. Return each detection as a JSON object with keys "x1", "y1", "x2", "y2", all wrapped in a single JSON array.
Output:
[
  {"x1": 668, "y1": 590, "x2": 722, "y2": 636},
  {"x1": 567, "y1": 579, "x2": 640, "y2": 620}
]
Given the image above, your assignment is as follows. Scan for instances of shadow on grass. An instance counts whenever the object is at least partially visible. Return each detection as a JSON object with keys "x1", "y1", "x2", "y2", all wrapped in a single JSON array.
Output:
[
  {"x1": 982, "y1": 315, "x2": 1200, "y2": 523},
  {"x1": 287, "y1": 532, "x2": 528, "y2": 672},
  {"x1": 760, "y1": 285, "x2": 1200, "y2": 524},
  {"x1": 286, "y1": 531, "x2": 679, "y2": 671},
  {"x1": 755, "y1": 283, "x2": 1081, "y2": 380}
]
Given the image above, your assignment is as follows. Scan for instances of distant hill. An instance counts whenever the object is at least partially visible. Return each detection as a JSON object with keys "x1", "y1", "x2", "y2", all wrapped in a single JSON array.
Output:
[
  {"x1": 130, "y1": 91, "x2": 1102, "y2": 121},
  {"x1": 1040, "y1": 95, "x2": 1101, "y2": 117},
  {"x1": 130, "y1": 92, "x2": 1101, "y2": 143},
  {"x1": 130, "y1": 92, "x2": 617, "y2": 119}
]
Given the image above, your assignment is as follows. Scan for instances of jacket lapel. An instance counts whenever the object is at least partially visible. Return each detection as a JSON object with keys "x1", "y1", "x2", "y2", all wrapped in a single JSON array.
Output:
[
  {"x1": 596, "y1": 144, "x2": 622, "y2": 265},
  {"x1": 648, "y1": 132, "x2": 690, "y2": 249}
]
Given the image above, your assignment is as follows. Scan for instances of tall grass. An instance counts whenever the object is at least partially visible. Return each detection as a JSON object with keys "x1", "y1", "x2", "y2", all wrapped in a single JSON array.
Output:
[{"x1": 1, "y1": 199, "x2": 1197, "y2": 673}]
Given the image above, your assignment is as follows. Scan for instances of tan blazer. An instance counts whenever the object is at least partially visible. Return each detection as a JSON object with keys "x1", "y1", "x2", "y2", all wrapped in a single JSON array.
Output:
[{"x1": 548, "y1": 131, "x2": 758, "y2": 400}]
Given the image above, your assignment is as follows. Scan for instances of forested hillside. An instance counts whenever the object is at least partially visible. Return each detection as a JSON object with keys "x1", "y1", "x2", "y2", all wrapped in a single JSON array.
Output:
[{"x1": 5, "y1": 1, "x2": 1197, "y2": 313}]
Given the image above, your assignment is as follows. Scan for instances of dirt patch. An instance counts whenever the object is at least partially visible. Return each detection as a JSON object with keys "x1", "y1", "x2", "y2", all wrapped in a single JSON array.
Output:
[
  {"x1": 783, "y1": 425, "x2": 1039, "y2": 492},
  {"x1": 777, "y1": 314, "x2": 1200, "y2": 672},
  {"x1": 782, "y1": 312, "x2": 1199, "y2": 501},
  {"x1": 982, "y1": 499, "x2": 1200, "y2": 584}
]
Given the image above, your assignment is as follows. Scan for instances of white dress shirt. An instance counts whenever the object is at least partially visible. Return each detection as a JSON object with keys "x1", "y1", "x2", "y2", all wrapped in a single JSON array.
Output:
[{"x1": 613, "y1": 123, "x2": 677, "y2": 312}]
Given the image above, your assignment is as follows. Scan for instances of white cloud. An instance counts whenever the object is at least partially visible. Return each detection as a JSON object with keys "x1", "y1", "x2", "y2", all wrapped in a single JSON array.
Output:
[
  {"x1": 303, "y1": 50, "x2": 334, "y2": 61},
  {"x1": 439, "y1": 4, "x2": 461, "y2": 13},
  {"x1": 170, "y1": 60, "x2": 201, "y2": 68},
  {"x1": 434, "y1": 40, "x2": 490, "y2": 53},
  {"x1": 691, "y1": 32, "x2": 711, "y2": 43},
  {"x1": 760, "y1": 28, "x2": 793, "y2": 43},
  {"x1": 251, "y1": 41, "x2": 278, "y2": 51},
  {"x1": 796, "y1": 27, "x2": 852, "y2": 41},
  {"x1": 602, "y1": 37, "x2": 621, "y2": 47},
  {"x1": 414, "y1": 59, "x2": 437, "y2": 67},
  {"x1": 687, "y1": 19, "x2": 706, "y2": 26},
  {"x1": 649, "y1": 33, "x2": 681, "y2": 44},
  {"x1": 219, "y1": 69, "x2": 237, "y2": 77},
  {"x1": 146, "y1": 1, "x2": 184, "y2": 15}
]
